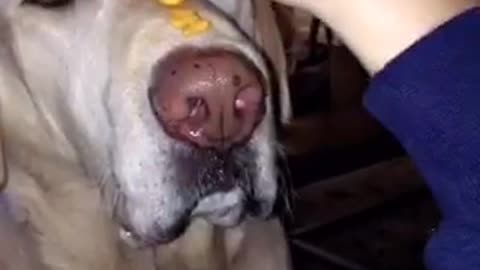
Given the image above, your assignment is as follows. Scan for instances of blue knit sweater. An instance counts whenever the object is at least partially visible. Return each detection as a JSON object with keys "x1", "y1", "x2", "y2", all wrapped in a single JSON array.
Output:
[{"x1": 364, "y1": 7, "x2": 480, "y2": 270}]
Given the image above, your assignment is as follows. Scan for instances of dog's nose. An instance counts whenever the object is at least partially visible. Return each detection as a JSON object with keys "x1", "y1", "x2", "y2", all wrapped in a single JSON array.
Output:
[{"x1": 150, "y1": 48, "x2": 266, "y2": 150}]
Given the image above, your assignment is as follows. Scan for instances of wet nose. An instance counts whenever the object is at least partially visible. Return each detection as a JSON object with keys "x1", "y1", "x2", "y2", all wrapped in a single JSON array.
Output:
[{"x1": 150, "y1": 48, "x2": 266, "y2": 150}]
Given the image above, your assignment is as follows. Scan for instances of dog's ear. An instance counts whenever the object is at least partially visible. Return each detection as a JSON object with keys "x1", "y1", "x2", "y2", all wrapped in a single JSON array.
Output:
[
  {"x1": 251, "y1": 0, "x2": 292, "y2": 124},
  {"x1": 207, "y1": 0, "x2": 256, "y2": 38}
]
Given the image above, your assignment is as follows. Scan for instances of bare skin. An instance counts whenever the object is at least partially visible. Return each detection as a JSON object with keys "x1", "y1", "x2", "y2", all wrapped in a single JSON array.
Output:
[{"x1": 272, "y1": 0, "x2": 477, "y2": 74}]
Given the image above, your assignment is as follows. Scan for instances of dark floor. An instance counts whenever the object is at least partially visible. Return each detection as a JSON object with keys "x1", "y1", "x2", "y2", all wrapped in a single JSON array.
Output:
[
  {"x1": 291, "y1": 190, "x2": 440, "y2": 270},
  {"x1": 285, "y1": 41, "x2": 441, "y2": 270}
]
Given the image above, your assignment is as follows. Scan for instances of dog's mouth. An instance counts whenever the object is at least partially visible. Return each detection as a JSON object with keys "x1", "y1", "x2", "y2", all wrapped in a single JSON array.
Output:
[
  {"x1": 111, "y1": 46, "x2": 275, "y2": 248},
  {"x1": 117, "y1": 145, "x2": 272, "y2": 248}
]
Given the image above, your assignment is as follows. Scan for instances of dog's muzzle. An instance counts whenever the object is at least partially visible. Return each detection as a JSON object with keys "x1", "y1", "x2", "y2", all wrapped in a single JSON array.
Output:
[{"x1": 119, "y1": 47, "x2": 271, "y2": 247}]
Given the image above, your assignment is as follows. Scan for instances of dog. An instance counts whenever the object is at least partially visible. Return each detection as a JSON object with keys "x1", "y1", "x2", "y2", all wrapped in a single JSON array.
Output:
[{"x1": 0, "y1": 0, "x2": 292, "y2": 269}]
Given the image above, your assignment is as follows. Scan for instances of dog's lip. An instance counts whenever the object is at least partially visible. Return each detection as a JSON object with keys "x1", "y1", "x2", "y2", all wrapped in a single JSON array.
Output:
[
  {"x1": 118, "y1": 190, "x2": 247, "y2": 248},
  {"x1": 191, "y1": 188, "x2": 243, "y2": 214},
  {"x1": 119, "y1": 227, "x2": 141, "y2": 248},
  {"x1": 191, "y1": 189, "x2": 246, "y2": 227},
  {"x1": 117, "y1": 188, "x2": 274, "y2": 248},
  {"x1": 118, "y1": 201, "x2": 270, "y2": 248},
  {"x1": 119, "y1": 220, "x2": 189, "y2": 248}
]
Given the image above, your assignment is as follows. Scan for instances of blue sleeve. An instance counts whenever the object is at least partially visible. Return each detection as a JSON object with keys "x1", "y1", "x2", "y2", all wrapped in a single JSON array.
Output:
[{"x1": 363, "y1": 7, "x2": 480, "y2": 270}]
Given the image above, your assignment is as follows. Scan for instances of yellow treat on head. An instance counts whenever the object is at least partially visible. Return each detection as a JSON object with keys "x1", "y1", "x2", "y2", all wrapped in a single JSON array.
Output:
[
  {"x1": 170, "y1": 13, "x2": 200, "y2": 29},
  {"x1": 170, "y1": 8, "x2": 196, "y2": 18},
  {"x1": 158, "y1": 0, "x2": 185, "y2": 7},
  {"x1": 183, "y1": 19, "x2": 211, "y2": 37},
  {"x1": 160, "y1": 1, "x2": 212, "y2": 37}
]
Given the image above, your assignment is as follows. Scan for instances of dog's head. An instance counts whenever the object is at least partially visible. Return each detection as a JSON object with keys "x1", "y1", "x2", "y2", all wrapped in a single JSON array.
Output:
[{"x1": 1, "y1": 0, "x2": 283, "y2": 247}]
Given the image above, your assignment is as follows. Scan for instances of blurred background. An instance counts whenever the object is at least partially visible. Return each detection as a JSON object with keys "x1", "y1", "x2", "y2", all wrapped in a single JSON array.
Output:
[{"x1": 272, "y1": 5, "x2": 441, "y2": 270}]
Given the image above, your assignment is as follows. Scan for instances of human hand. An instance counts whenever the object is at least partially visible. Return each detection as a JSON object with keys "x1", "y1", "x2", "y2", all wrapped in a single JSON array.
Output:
[{"x1": 271, "y1": 0, "x2": 477, "y2": 74}]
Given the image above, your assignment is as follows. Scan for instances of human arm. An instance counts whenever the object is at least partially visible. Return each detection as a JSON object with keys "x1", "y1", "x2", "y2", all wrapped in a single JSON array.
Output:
[
  {"x1": 271, "y1": 0, "x2": 476, "y2": 74},
  {"x1": 364, "y1": 8, "x2": 480, "y2": 269},
  {"x1": 271, "y1": 1, "x2": 480, "y2": 269}
]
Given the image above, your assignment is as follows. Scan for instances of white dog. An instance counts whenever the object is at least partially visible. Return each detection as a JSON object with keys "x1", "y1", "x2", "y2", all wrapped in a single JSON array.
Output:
[{"x1": 0, "y1": 0, "x2": 292, "y2": 269}]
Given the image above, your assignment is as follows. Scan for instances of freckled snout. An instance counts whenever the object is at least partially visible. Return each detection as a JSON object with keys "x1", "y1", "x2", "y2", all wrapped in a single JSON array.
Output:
[{"x1": 150, "y1": 48, "x2": 266, "y2": 150}]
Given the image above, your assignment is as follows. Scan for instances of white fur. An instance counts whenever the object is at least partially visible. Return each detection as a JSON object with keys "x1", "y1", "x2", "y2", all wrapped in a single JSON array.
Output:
[{"x1": 0, "y1": 0, "x2": 291, "y2": 269}]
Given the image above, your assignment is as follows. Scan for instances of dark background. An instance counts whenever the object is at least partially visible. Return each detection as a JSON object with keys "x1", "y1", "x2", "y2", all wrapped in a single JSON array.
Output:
[{"x1": 281, "y1": 18, "x2": 440, "y2": 270}]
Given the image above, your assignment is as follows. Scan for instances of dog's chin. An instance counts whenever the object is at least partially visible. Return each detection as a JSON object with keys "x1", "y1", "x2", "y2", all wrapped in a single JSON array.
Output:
[
  {"x1": 117, "y1": 144, "x2": 274, "y2": 248},
  {"x1": 119, "y1": 220, "x2": 187, "y2": 249},
  {"x1": 119, "y1": 196, "x2": 269, "y2": 249},
  {"x1": 191, "y1": 188, "x2": 246, "y2": 226}
]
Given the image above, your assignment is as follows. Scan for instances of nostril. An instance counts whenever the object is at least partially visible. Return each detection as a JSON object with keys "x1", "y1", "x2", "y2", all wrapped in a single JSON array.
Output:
[{"x1": 186, "y1": 97, "x2": 207, "y2": 118}]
